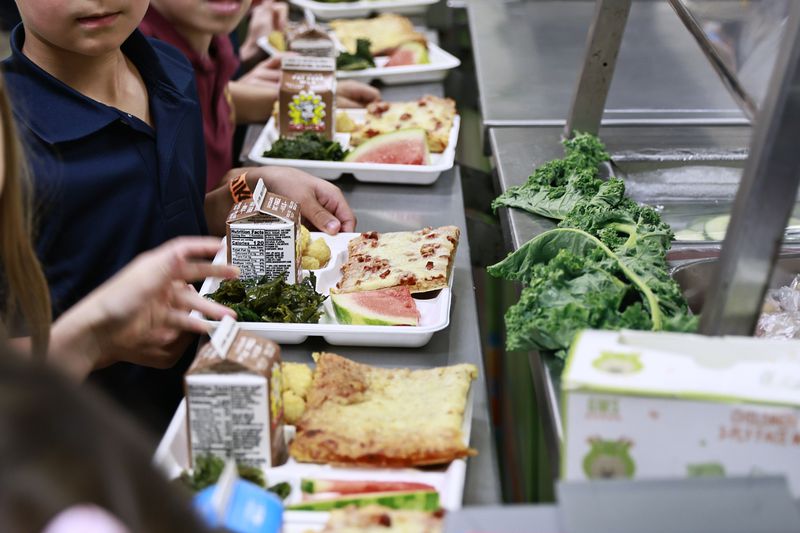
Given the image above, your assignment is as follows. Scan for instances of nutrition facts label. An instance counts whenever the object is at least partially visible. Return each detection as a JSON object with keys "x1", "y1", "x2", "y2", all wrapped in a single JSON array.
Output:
[
  {"x1": 229, "y1": 224, "x2": 294, "y2": 281},
  {"x1": 187, "y1": 382, "x2": 270, "y2": 468}
]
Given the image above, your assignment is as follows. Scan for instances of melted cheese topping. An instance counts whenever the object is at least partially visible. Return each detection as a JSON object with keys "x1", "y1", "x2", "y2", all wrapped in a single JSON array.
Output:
[
  {"x1": 350, "y1": 96, "x2": 456, "y2": 153},
  {"x1": 334, "y1": 226, "x2": 459, "y2": 294},
  {"x1": 290, "y1": 353, "x2": 477, "y2": 467},
  {"x1": 330, "y1": 14, "x2": 426, "y2": 55},
  {"x1": 323, "y1": 506, "x2": 442, "y2": 533}
]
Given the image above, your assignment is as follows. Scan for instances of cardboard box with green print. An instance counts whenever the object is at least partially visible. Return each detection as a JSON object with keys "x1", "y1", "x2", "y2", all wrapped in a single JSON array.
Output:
[{"x1": 562, "y1": 329, "x2": 800, "y2": 495}]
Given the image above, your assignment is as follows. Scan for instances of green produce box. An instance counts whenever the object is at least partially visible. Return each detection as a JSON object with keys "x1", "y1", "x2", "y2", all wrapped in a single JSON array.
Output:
[{"x1": 561, "y1": 330, "x2": 800, "y2": 495}]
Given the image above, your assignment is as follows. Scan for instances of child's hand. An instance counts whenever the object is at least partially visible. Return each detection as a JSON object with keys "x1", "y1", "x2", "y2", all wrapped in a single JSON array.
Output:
[
  {"x1": 56, "y1": 237, "x2": 239, "y2": 373},
  {"x1": 240, "y1": 0, "x2": 290, "y2": 64},
  {"x1": 238, "y1": 55, "x2": 283, "y2": 86},
  {"x1": 336, "y1": 80, "x2": 381, "y2": 108},
  {"x1": 247, "y1": 167, "x2": 357, "y2": 234}
]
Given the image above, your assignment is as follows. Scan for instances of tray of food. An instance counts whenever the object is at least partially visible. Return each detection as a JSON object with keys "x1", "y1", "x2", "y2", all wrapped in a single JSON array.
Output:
[
  {"x1": 194, "y1": 226, "x2": 459, "y2": 347},
  {"x1": 248, "y1": 96, "x2": 460, "y2": 184},
  {"x1": 260, "y1": 14, "x2": 460, "y2": 85},
  {"x1": 288, "y1": 0, "x2": 438, "y2": 20},
  {"x1": 154, "y1": 352, "x2": 476, "y2": 531}
]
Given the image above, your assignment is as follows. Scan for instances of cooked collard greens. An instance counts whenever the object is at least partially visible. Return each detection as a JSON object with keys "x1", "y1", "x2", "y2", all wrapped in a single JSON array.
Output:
[
  {"x1": 263, "y1": 132, "x2": 348, "y2": 161},
  {"x1": 207, "y1": 273, "x2": 327, "y2": 324}
]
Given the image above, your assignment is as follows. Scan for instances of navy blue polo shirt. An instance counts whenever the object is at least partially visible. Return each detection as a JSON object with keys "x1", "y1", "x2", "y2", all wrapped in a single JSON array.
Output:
[{"x1": 3, "y1": 26, "x2": 208, "y2": 432}]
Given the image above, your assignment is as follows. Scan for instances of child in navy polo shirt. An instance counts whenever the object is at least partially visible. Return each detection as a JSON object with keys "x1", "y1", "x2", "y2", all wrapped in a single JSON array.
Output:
[
  {"x1": 3, "y1": 0, "x2": 354, "y2": 430},
  {"x1": 139, "y1": 0, "x2": 380, "y2": 197}
]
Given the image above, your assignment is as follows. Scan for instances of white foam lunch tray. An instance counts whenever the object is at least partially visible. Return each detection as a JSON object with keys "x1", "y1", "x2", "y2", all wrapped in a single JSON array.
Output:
[
  {"x1": 258, "y1": 38, "x2": 460, "y2": 85},
  {"x1": 193, "y1": 233, "x2": 453, "y2": 347},
  {"x1": 248, "y1": 108, "x2": 459, "y2": 185},
  {"x1": 289, "y1": 0, "x2": 438, "y2": 20},
  {"x1": 154, "y1": 385, "x2": 473, "y2": 530}
]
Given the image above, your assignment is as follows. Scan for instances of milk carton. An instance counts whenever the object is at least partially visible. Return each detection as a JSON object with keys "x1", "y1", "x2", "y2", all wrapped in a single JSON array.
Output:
[
  {"x1": 185, "y1": 316, "x2": 287, "y2": 469},
  {"x1": 562, "y1": 329, "x2": 800, "y2": 495},
  {"x1": 279, "y1": 56, "x2": 336, "y2": 140},
  {"x1": 286, "y1": 23, "x2": 335, "y2": 58},
  {"x1": 226, "y1": 178, "x2": 301, "y2": 283}
]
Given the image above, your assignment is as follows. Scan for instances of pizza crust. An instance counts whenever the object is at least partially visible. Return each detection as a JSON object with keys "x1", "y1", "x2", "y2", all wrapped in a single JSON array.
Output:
[
  {"x1": 330, "y1": 14, "x2": 427, "y2": 56},
  {"x1": 332, "y1": 226, "x2": 460, "y2": 294},
  {"x1": 290, "y1": 353, "x2": 477, "y2": 468}
]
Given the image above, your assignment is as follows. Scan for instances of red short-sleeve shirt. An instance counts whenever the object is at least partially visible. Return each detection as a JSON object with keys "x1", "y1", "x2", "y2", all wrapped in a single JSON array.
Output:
[{"x1": 140, "y1": 6, "x2": 240, "y2": 191}]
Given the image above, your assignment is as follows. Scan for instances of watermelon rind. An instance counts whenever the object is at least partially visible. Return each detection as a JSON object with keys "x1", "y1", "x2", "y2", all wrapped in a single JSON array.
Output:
[
  {"x1": 344, "y1": 128, "x2": 430, "y2": 165},
  {"x1": 331, "y1": 290, "x2": 419, "y2": 326}
]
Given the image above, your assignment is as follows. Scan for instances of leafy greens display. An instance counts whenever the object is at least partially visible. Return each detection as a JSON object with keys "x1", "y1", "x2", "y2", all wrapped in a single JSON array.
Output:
[
  {"x1": 207, "y1": 273, "x2": 327, "y2": 324},
  {"x1": 489, "y1": 133, "x2": 696, "y2": 359},
  {"x1": 263, "y1": 132, "x2": 348, "y2": 161}
]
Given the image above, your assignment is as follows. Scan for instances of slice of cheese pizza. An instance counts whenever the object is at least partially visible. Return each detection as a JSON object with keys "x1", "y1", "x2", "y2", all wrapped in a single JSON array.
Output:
[
  {"x1": 349, "y1": 96, "x2": 457, "y2": 154},
  {"x1": 332, "y1": 226, "x2": 459, "y2": 294},
  {"x1": 289, "y1": 352, "x2": 477, "y2": 468},
  {"x1": 321, "y1": 505, "x2": 444, "y2": 533},
  {"x1": 329, "y1": 14, "x2": 427, "y2": 56}
]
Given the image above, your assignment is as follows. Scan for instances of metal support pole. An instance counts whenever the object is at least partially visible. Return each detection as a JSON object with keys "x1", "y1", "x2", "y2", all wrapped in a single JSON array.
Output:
[
  {"x1": 700, "y1": 1, "x2": 800, "y2": 336},
  {"x1": 564, "y1": 0, "x2": 633, "y2": 138}
]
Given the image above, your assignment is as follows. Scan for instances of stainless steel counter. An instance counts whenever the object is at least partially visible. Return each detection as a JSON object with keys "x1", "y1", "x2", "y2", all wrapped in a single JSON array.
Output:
[
  {"x1": 488, "y1": 124, "x2": 752, "y2": 480},
  {"x1": 467, "y1": 0, "x2": 748, "y2": 128},
  {"x1": 281, "y1": 168, "x2": 502, "y2": 505}
]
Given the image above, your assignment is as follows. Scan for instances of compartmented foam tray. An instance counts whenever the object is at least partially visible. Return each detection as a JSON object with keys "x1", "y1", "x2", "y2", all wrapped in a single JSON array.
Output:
[
  {"x1": 288, "y1": 0, "x2": 438, "y2": 20},
  {"x1": 155, "y1": 387, "x2": 473, "y2": 531},
  {"x1": 247, "y1": 108, "x2": 459, "y2": 185},
  {"x1": 258, "y1": 37, "x2": 460, "y2": 85},
  {"x1": 193, "y1": 233, "x2": 452, "y2": 347}
]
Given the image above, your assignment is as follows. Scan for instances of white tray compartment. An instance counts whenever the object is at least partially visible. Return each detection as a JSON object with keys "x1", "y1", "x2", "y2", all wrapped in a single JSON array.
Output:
[
  {"x1": 154, "y1": 386, "x2": 473, "y2": 528},
  {"x1": 257, "y1": 39, "x2": 460, "y2": 86},
  {"x1": 247, "y1": 109, "x2": 459, "y2": 185},
  {"x1": 288, "y1": 0, "x2": 438, "y2": 20},
  {"x1": 193, "y1": 233, "x2": 452, "y2": 347}
]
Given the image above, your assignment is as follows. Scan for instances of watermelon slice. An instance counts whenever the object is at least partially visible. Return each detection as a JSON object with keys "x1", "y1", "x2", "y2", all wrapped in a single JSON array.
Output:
[
  {"x1": 331, "y1": 287, "x2": 420, "y2": 326},
  {"x1": 386, "y1": 42, "x2": 430, "y2": 67},
  {"x1": 344, "y1": 129, "x2": 430, "y2": 165}
]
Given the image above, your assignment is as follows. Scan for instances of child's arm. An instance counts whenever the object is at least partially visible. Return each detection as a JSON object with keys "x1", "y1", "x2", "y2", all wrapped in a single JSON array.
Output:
[
  {"x1": 228, "y1": 79, "x2": 279, "y2": 125},
  {"x1": 12, "y1": 238, "x2": 238, "y2": 381},
  {"x1": 204, "y1": 167, "x2": 357, "y2": 237}
]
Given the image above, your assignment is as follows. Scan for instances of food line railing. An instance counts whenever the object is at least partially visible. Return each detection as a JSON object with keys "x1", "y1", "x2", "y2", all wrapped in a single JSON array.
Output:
[
  {"x1": 494, "y1": 0, "x2": 800, "y2": 488},
  {"x1": 566, "y1": 0, "x2": 800, "y2": 336}
]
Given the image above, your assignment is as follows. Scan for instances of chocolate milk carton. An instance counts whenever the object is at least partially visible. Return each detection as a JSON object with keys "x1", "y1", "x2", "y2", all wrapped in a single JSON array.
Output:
[
  {"x1": 226, "y1": 178, "x2": 301, "y2": 283},
  {"x1": 287, "y1": 23, "x2": 335, "y2": 58},
  {"x1": 279, "y1": 56, "x2": 336, "y2": 140},
  {"x1": 185, "y1": 316, "x2": 287, "y2": 469}
]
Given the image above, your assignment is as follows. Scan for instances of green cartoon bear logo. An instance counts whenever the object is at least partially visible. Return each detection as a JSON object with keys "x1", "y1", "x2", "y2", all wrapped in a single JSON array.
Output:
[
  {"x1": 592, "y1": 351, "x2": 643, "y2": 375},
  {"x1": 582, "y1": 437, "x2": 636, "y2": 479}
]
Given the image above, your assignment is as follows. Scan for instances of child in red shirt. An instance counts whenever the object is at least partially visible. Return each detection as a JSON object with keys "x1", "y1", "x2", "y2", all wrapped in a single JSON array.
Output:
[{"x1": 140, "y1": 0, "x2": 381, "y2": 196}]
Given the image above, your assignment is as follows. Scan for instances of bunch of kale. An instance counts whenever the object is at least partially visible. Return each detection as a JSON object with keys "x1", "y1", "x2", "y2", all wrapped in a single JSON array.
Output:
[{"x1": 489, "y1": 133, "x2": 696, "y2": 359}]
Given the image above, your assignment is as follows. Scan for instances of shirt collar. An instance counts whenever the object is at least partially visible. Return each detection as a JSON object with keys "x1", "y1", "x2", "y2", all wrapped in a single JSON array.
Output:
[
  {"x1": 3, "y1": 24, "x2": 195, "y2": 144},
  {"x1": 140, "y1": 6, "x2": 239, "y2": 76}
]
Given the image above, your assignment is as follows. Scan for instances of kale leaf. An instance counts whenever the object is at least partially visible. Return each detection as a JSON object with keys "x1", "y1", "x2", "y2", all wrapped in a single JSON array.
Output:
[
  {"x1": 263, "y1": 132, "x2": 348, "y2": 161},
  {"x1": 489, "y1": 133, "x2": 697, "y2": 358},
  {"x1": 179, "y1": 454, "x2": 265, "y2": 492},
  {"x1": 337, "y1": 39, "x2": 376, "y2": 71},
  {"x1": 207, "y1": 273, "x2": 327, "y2": 324},
  {"x1": 492, "y1": 132, "x2": 609, "y2": 219}
]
